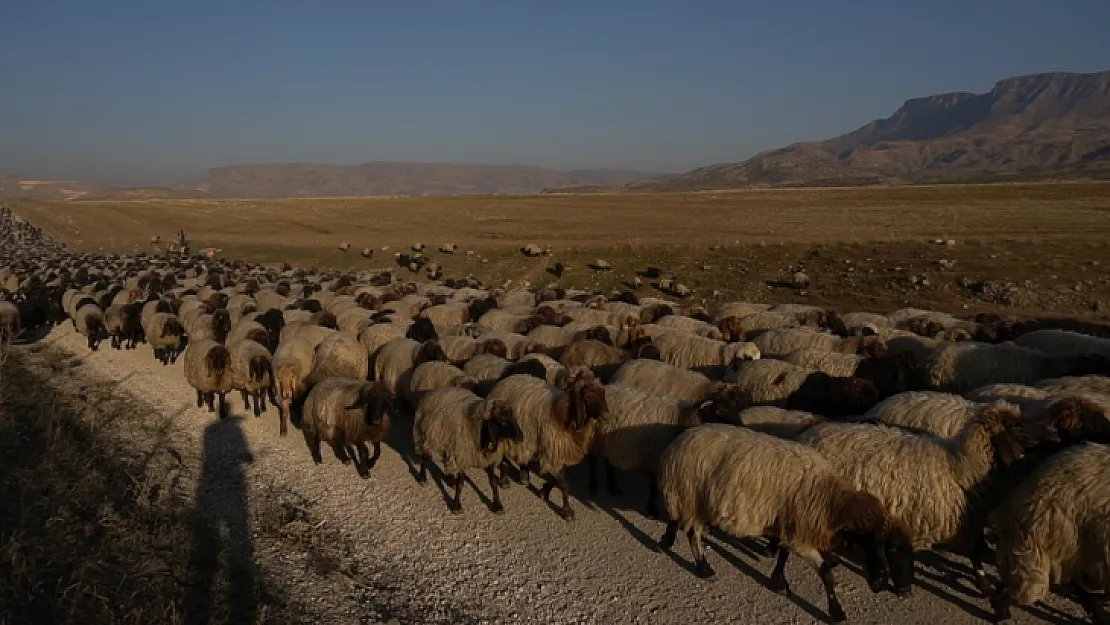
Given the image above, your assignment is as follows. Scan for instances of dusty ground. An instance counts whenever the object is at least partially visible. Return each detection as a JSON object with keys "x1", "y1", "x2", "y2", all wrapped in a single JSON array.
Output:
[
  {"x1": 2, "y1": 323, "x2": 1092, "y2": 625},
  {"x1": 10, "y1": 182, "x2": 1110, "y2": 320}
]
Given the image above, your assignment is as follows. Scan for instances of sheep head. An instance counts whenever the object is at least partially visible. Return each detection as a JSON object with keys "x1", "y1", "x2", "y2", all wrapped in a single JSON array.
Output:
[
  {"x1": 978, "y1": 404, "x2": 1038, "y2": 467},
  {"x1": 558, "y1": 371, "x2": 607, "y2": 431},
  {"x1": 249, "y1": 355, "x2": 270, "y2": 384},
  {"x1": 830, "y1": 490, "x2": 915, "y2": 596},
  {"x1": 206, "y1": 344, "x2": 231, "y2": 376},
  {"x1": 345, "y1": 382, "x2": 391, "y2": 427},
  {"x1": 634, "y1": 341, "x2": 661, "y2": 361},
  {"x1": 480, "y1": 400, "x2": 523, "y2": 453},
  {"x1": 717, "y1": 316, "x2": 745, "y2": 343},
  {"x1": 162, "y1": 318, "x2": 184, "y2": 338},
  {"x1": 312, "y1": 312, "x2": 339, "y2": 330},
  {"x1": 859, "y1": 336, "x2": 889, "y2": 360},
  {"x1": 585, "y1": 325, "x2": 613, "y2": 346},
  {"x1": 211, "y1": 309, "x2": 232, "y2": 343},
  {"x1": 415, "y1": 339, "x2": 447, "y2": 365},
  {"x1": 1047, "y1": 396, "x2": 1110, "y2": 445},
  {"x1": 406, "y1": 317, "x2": 439, "y2": 343},
  {"x1": 480, "y1": 338, "x2": 508, "y2": 359}
]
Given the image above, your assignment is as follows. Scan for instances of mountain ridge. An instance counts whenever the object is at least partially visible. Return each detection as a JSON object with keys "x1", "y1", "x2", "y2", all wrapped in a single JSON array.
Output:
[{"x1": 621, "y1": 69, "x2": 1110, "y2": 192}]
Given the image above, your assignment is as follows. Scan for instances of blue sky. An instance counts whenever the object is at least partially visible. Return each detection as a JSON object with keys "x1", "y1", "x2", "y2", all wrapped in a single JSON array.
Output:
[{"x1": 2, "y1": 0, "x2": 1108, "y2": 185}]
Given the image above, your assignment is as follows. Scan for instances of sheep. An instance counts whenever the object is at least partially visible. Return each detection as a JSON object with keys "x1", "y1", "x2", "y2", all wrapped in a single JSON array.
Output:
[
  {"x1": 74, "y1": 302, "x2": 107, "y2": 350},
  {"x1": 1036, "y1": 374, "x2": 1110, "y2": 396},
  {"x1": 0, "y1": 300, "x2": 18, "y2": 343},
  {"x1": 653, "y1": 314, "x2": 724, "y2": 339},
  {"x1": 656, "y1": 424, "x2": 914, "y2": 622},
  {"x1": 725, "y1": 358, "x2": 880, "y2": 417},
  {"x1": 989, "y1": 442, "x2": 1110, "y2": 623},
  {"x1": 359, "y1": 322, "x2": 410, "y2": 360},
  {"x1": 372, "y1": 337, "x2": 448, "y2": 402},
  {"x1": 226, "y1": 319, "x2": 270, "y2": 352},
  {"x1": 922, "y1": 342, "x2": 1110, "y2": 393},
  {"x1": 712, "y1": 301, "x2": 771, "y2": 322},
  {"x1": 609, "y1": 358, "x2": 727, "y2": 404},
  {"x1": 557, "y1": 338, "x2": 659, "y2": 383},
  {"x1": 521, "y1": 244, "x2": 544, "y2": 257},
  {"x1": 486, "y1": 371, "x2": 608, "y2": 520},
  {"x1": 471, "y1": 331, "x2": 535, "y2": 360},
  {"x1": 589, "y1": 384, "x2": 720, "y2": 516},
  {"x1": 305, "y1": 332, "x2": 369, "y2": 387},
  {"x1": 752, "y1": 327, "x2": 863, "y2": 358},
  {"x1": 856, "y1": 391, "x2": 986, "y2": 438},
  {"x1": 475, "y1": 309, "x2": 544, "y2": 334},
  {"x1": 300, "y1": 378, "x2": 392, "y2": 478},
  {"x1": 183, "y1": 338, "x2": 234, "y2": 418},
  {"x1": 780, "y1": 343, "x2": 918, "y2": 398},
  {"x1": 516, "y1": 353, "x2": 571, "y2": 389},
  {"x1": 797, "y1": 404, "x2": 1045, "y2": 598},
  {"x1": 526, "y1": 323, "x2": 614, "y2": 354},
  {"x1": 229, "y1": 338, "x2": 272, "y2": 417},
  {"x1": 406, "y1": 360, "x2": 479, "y2": 406},
  {"x1": 271, "y1": 332, "x2": 333, "y2": 437},
  {"x1": 413, "y1": 387, "x2": 523, "y2": 513},
  {"x1": 737, "y1": 406, "x2": 825, "y2": 439},
  {"x1": 103, "y1": 301, "x2": 144, "y2": 349},
  {"x1": 187, "y1": 308, "x2": 232, "y2": 344},
  {"x1": 437, "y1": 335, "x2": 507, "y2": 364},
  {"x1": 649, "y1": 331, "x2": 759, "y2": 378},
  {"x1": 145, "y1": 312, "x2": 185, "y2": 365}
]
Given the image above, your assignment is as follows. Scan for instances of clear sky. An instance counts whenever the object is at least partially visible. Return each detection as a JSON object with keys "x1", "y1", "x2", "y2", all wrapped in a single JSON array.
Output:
[{"x1": 2, "y1": 0, "x2": 1109, "y2": 186}]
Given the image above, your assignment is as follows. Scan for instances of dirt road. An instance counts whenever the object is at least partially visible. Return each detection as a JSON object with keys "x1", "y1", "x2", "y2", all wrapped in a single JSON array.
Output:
[{"x1": 17, "y1": 325, "x2": 1087, "y2": 625}]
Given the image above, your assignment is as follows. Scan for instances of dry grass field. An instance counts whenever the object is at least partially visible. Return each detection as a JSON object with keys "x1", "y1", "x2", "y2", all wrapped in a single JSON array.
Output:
[{"x1": 11, "y1": 181, "x2": 1110, "y2": 318}]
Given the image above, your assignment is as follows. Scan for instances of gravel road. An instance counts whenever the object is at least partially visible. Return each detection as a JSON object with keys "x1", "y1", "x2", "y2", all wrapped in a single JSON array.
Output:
[{"x1": 18, "y1": 324, "x2": 1087, "y2": 625}]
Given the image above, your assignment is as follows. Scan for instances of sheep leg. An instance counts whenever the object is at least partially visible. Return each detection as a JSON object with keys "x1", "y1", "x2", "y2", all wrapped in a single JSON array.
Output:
[
  {"x1": 687, "y1": 527, "x2": 715, "y2": 579},
  {"x1": 817, "y1": 553, "x2": 847, "y2": 623},
  {"x1": 366, "y1": 441, "x2": 381, "y2": 470},
  {"x1": 496, "y1": 464, "x2": 511, "y2": 488},
  {"x1": 416, "y1": 455, "x2": 429, "y2": 484},
  {"x1": 331, "y1": 442, "x2": 352, "y2": 464},
  {"x1": 605, "y1": 459, "x2": 622, "y2": 498},
  {"x1": 241, "y1": 390, "x2": 251, "y2": 410},
  {"x1": 205, "y1": 392, "x2": 216, "y2": 413},
  {"x1": 195, "y1": 388, "x2": 204, "y2": 408},
  {"x1": 217, "y1": 392, "x2": 227, "y2": 419},
  {"x1": 768, "y1": 547, "x2": 791, "y2": 595},
  {"x1": 258, "y1": 391, "x2": 268, "y2": 414},
  {"x1": 304, "y1": 433, "x2": 323, "y2": 465},
  {"x1": 658, "y1": 521, "x2": 678, "y2": 551},
  {"x1": 988, "y1": 591, "x2": 1012, "y2": 623},
  {"x1": 970, "y1": 532, "x2": 995, "y2": 597},
  {"x1": 252, "y1": 392, "x2": 262, "y2": 417},
  {"x1": 541, "y1": 471, "x2": 575, "y2": 521},
  {"x1": 447, "y1": 474, "x2": 464, "y2": 514},
  {"x1": 486, "y1": 466, "x2": 504, "y2": 514},
  {"x1": 278, "y1": 401, "x2": 289, "y2": 437},
  {"x1": 354, "y1": 442, "x2": 372, "y2": 479},
  {"x1": 645, "y1": 478, "x2": 659, "y2": 518},
  {"x1": 587, "y1": 454, "x2": 599, "y2": 495}
]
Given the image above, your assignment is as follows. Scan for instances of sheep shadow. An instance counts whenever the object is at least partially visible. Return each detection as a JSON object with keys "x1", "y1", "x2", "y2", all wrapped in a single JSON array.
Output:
[
  {"x1": 415, "y1": 458, "x2": 500, "y2": 514},
  {"x1": 764, "y1": 280, "x2": 802, "y2": 290},
  {"x1": 544, "y1": 267, "x2": 564, "y2": 279},
  {"x1": 637, "y1": 268, "x2": 662, "y2": 279}
]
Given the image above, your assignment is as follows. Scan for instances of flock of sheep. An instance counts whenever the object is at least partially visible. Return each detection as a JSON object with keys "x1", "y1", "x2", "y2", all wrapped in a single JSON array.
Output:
[{"x1": 1, "y1": 207, "x2": 1109, "y2": 624}]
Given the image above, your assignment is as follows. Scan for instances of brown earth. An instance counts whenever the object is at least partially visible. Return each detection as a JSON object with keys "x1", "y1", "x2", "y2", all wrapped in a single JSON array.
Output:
[{"x1": 10, "y1": 182, "x2": 1110, "y2": 320}]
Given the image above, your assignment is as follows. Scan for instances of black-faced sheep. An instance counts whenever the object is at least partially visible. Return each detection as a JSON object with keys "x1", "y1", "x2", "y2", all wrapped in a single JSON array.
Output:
[
  {"x1": 486, "y1": 370, "x2": 608, "y2": 520},
  {"x1": 923, "y1": 342, "x2": 1110, "y2": 393},
  {"x1": 413, "y1": 387, "x2": 523, "y2": 513},
  {"x1": 725, "y1": 358, "x2": 880, "y2": 417},
  {"x1": 229, "y1": 338, "x2": 272, "y2": 417},
  {"x1": 300, "y1": 378, "x2": 392, "y2": 478},
  {"x1": 183, "y1": 338, "x2": 234, "y2": 418}
]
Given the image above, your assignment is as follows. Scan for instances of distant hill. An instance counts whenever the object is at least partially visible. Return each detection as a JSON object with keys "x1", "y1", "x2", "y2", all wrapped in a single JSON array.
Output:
[
  {"x1": 175, "y1": 162, "x2": 659, "y2": 198},
  {"x1": 626, "y1": 70, "x2": 1110, "y2": 191},
  {"x1": 0, "y1": 163, "x2": 660, "y2": 201}
]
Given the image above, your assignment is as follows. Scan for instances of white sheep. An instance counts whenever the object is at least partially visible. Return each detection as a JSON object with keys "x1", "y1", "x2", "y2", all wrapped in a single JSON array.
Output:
[
  {"x1": 988, "y1": 442, "x2": 1110, "y2": 623},
  {"x1": 922, "y1": 341, "x2": 1110, "y2": 393},
  {"x1": 726, "y1": 358, "x2": 880, "y2": 417},
  {"x1": 798, "y1": 404, "x2": 1043, "y2": 597},
  {"x1": 406, "y1": 360, "x2": 479, "y2": 407},
  {"x1": 650, "y1": 330, "x2": 759, "y2": 378},
  {"x1": 183, "y1": 338, "x2": 234, "y2": 418},
  {"x1": 657, "y1": 424, "x2": 913, "y2": 622}
]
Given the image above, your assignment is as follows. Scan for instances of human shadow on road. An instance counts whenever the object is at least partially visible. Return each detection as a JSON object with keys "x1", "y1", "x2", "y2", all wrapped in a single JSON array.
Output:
[{"x1": 183, "y1": 418, "x2": 258, "y2": 625}]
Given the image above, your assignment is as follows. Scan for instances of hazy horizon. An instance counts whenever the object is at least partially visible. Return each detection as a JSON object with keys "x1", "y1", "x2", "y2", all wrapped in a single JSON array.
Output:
[{"x1": 2, "y1": 0, "x2": 1109, "y2": 187}]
